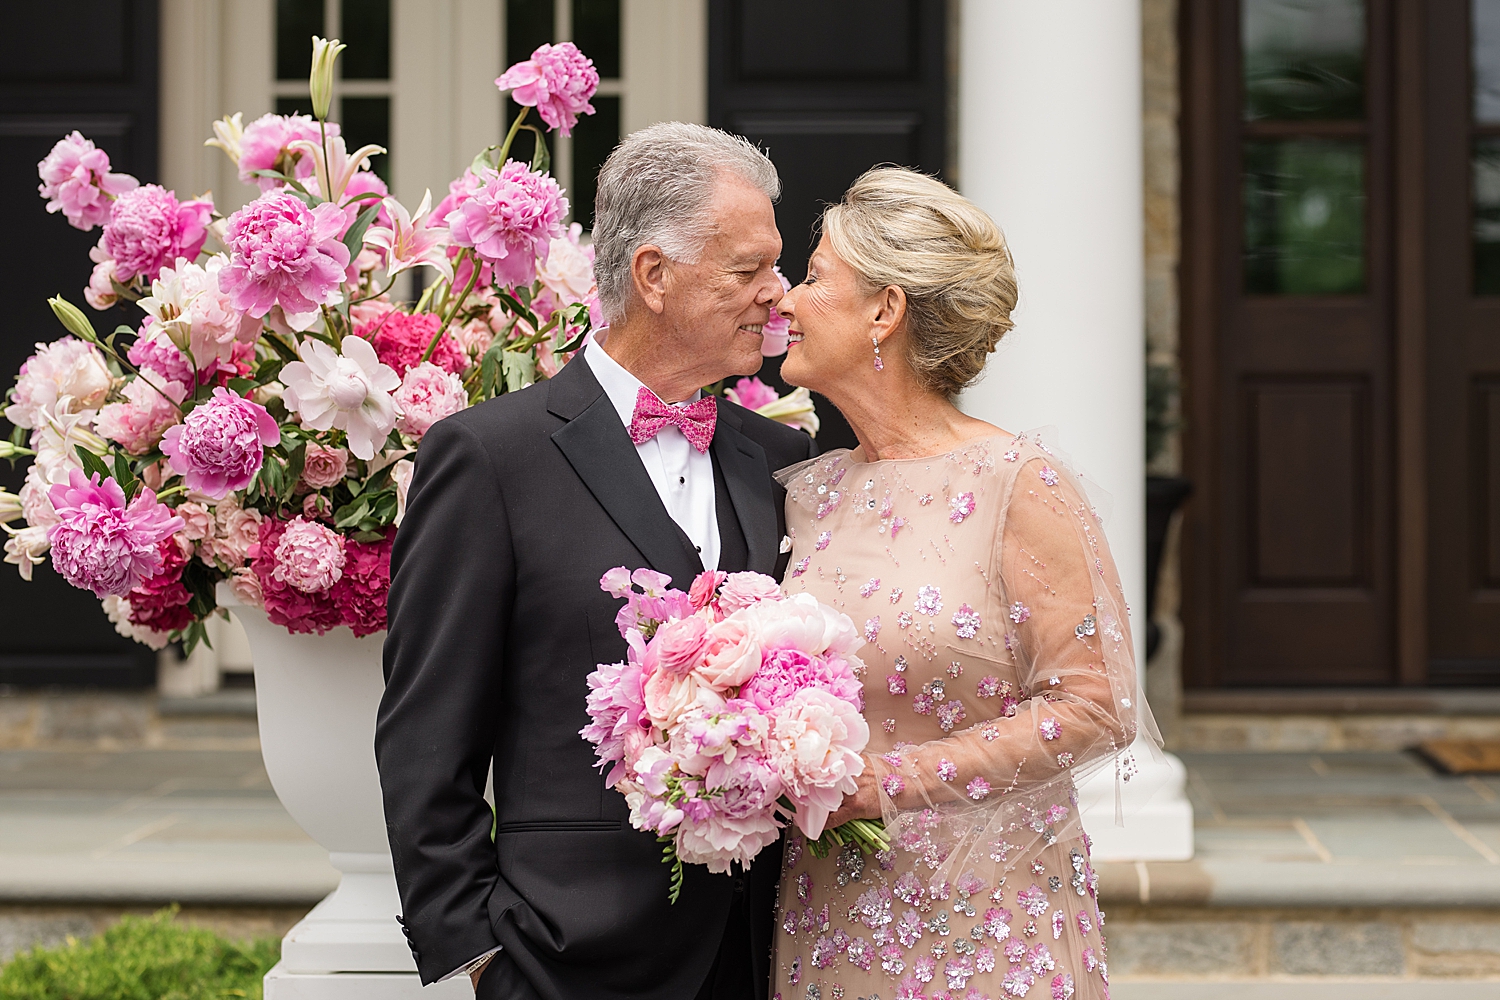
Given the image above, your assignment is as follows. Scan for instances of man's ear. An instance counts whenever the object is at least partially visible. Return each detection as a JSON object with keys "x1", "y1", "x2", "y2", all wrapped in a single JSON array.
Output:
[
  {"x1": 871, "y1": 284, "x2": 907, "y2": 346},
  {"x1": 632, "y1": 246, "x2": 669, "y2": 315}
]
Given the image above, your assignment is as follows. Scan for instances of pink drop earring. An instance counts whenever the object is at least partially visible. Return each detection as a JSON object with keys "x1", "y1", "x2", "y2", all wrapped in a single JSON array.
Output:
[{"x1": 872, "y1": 336, "x2": 883, "y2": 371}]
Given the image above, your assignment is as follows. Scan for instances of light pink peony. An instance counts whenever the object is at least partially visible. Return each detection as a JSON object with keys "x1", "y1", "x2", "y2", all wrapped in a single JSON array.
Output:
[
  {"x1": 768, "y1": 687, "x2": 869, "y2": 839},
  {"x1": 45, "y1": 470, "x2": 184, "y2": 598},
  {"x1": 102, "y1": 184, "x2": 213, "y2": 283},
  {"x1": 739, "y1": 647, "x2": 863, "y2": 713},
  {"x1": 160, "y1": 388, "x2": 280, "y2": 499},
  {"x1": 694, "y1": 617, "x2": 763, "y2": 691},
  {"x1": 95, "y1": 377, "x2": 186, "y2": 455},
  {"x1": 279, "y1": 336, "x2": 400, "y2": 460},
  {"x1": 744, "y1": 590, "x2": 862, "y2": 657},
  {"x1": 445, "y1": 160, "x2": 567, "y2": 288},
  {"x1": 718, "y1": 570, "x2": 784, "y2": 614},
  {"x1": 270, "y1": 516, "x2": 346, "y2": 593},
  {"x1": 37, "y1": 131, "x2": 138, "y2": 230},
  {"x1": 394, "y1": 362, "x2": 467, "y2": 440},
  {"x1": 300, "y1": 443, "x2": 348, "y2": 489},
  {"x1": 536, "y1": 225, "x2": 596, "y2": 305},
  {"x1": 3, "y1": 337, "x2": 113, "y2": 430},
  {"x1": 431, "y1": 168, "x2": 486, "y2": 234},
  {"x1": 237, "y1": 113, "x2": 338, "y2": 191},
  {"x1": 675, "y1": 752, "x2": 784, "y2": 873},
  {"x1": 495, "y1": 42, "x2": 599, "y2": 136},
  {"x1": 219, "y1": 190, "x2": 353, "y2": 329}
]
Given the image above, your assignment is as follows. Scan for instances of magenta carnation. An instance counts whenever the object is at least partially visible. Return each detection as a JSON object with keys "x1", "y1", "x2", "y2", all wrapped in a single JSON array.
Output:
[
  {"x1": 353, "y1": 310, "x2": 467, "y2": 377},
  {"x1": 45, "y1": 470, "x2": 185, "y2": 598},
  {"x1": 126, "y1": 537, "x2": 194, "y2": 634},
  {"x1": 250, "y1": 518, "x2": 343, "y2": 634},
  {"x1": 330, "y1": 529, "x2": 393, "y2": 637},
  {"x1": 37, "y1": 131, "x2": 138, "y2": 231},
  {"x1": 495, "y1": 42, "x2": 599, "y2": 136},
  {"x1": 445, "y1": 160, "x2": 567, "y2": 287},
  {"x1": 740, "y1": 648, "x2": 863, "y2": 713},
  {"x1": 102, "y1": 184, "x2": 213, "y2": 282},
  {"x1": 160, "y1": 388, "x2": 280, "y2": 499},
  {"x1": 219, "y1": 191, "x2": 353, "y2": 324},
  {"x1": 238, "y1": 113, "x2": 339, "y2": 191}
]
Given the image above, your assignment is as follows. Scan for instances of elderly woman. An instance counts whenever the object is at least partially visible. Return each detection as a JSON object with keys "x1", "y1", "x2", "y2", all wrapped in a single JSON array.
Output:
[{"x1": 771, "y1": 167, "x2": 1150, "y2": 1000}]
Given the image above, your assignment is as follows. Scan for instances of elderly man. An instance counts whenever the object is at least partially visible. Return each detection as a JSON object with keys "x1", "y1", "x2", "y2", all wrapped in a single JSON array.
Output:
[{"x1": 375, "y1": 123, "x2": 814, "y2": 1000}]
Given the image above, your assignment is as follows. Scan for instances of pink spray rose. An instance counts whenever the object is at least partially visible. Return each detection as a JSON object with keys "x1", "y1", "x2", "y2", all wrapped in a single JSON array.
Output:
[
  {"x1": 95, "y1": 377, "x2": 187, "y2": 455},
  {"x1": 84, "y1": 246, "x2": 120, "y2": 310},
  {"x1": 160, "y1": 388, "x2": 280, "y2": 500},
  {"x1": 768, "y1": 687, "x2": 869, "y2": 839},
  {"x1": 354, "y1": 310, "x2": 467, "y2": 377},
  {"x1": 37, "y1": 131, "x2": 138, "y2": 230},
  {"x1": 717, "y1": 570, "x2": 784, "y2": 614},
  {"x1": 3, "y1": 337, "x2": 113, "y2": 430},
  {"x1": 270, "y1": 516, "x2": 346, "y2": 593},
  {"x1": 694, "y1": 617, "x2": 763, "y2": 691},
  {"x1": 689, "y1": 570, "x2": 726, "y2": 611},
  {"x1": 300, "y1": 443, "x2": 348, "y2": 489},
  {"x1": 652, "y1": 616, "x2": 712, "y2": 676},
  {"x1": 495, "y1": 42, "x2": 600, "y2": 136},
  {"x1": 445, "y1": 160, "x2": 567, "y2": 288},
  {"x1": 45, "y1": 470, "x2": 184, "y2": 598},
  {"x1": 102, "y1": 184, "x2": 213, "y2": 283},
  {"x1": 394, "y1": 362, "x2": 468, "y2": 439},
  {"x1": 230, "y1": 566, "x2": 264, "y2": 608},
  {"x1": 219, "y1": 190, "x2": 353, "y2": 328},
  {"x1": 209, "y1": 499, "x2": 262, "y2": 567},
  {"x1": 237, "y1": 113, "x2": 338, "y2": 191}
]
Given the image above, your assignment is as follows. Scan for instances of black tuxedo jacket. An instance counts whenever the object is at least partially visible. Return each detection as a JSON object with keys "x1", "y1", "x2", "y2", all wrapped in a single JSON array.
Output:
[{"x1": 375, "y1": 355, "x2": 816, "y2": 999}]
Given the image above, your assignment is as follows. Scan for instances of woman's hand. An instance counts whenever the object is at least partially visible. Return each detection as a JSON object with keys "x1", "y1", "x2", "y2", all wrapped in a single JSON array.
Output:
[{"x1": 825, "y1": 767, "x2": 882, "y2": 829}]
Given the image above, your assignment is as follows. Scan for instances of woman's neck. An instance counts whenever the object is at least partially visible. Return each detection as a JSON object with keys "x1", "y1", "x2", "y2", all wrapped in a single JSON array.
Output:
[{"x1": 828, "y1": 371, "x2": 997, "y2": 462}]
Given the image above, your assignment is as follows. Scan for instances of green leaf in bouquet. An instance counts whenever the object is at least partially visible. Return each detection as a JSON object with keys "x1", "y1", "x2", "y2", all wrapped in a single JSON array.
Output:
[
  {"x1": 48, "y1": 296, "x2": 99, "y2": 343},
  {"x1": 516, "y1": 285, "x2": 533, "y2": 308},
  {"x1": 259, "y1": 457, "x2": 284, "y2": 501},
  {"x1": 480, "y1": 344, "x2": 504, "y2": 399},
  {"x1": 264, "y1": 332, "x2": 301, "y2": 362},
  {"x1": 471, "y1": 143, "x2": 502, "y2": 174},
  {"x1": 526, "y1": 126, "x2": 551, "y2": 174},
  {"x1": 228, "y1": 377, "x2": 257, "y2": 397},
  {"x1": 368, "y1": 491, "x2": 397, "y2": 524},
  {"x1": 181, "y1": 619, "x2": 210, "y2": 658},
  {"x1": 385, "y1": 428, "x2": 405, "y2": 451},
  {"x1": 659, "y1": 836, "x2": 685, "y2": 905},
  {"x1": 255, "y1": 357, "x2": 285, "y2": 383},
  {"x1": 284, "y1": 442, "x2": 307, "y2": 494},
  {"x1": 112, "y1": 451, "x2": 139, "y2": 499},
  {"x1": 335, "y1": 498, "x2": 371, "y2": 529},
  {"x1": 9, "y1": 424, "x2": 25, "y2": 448},
  {"x1": 341, "y1": 202, "x2": 383, "y2": 263},
  {"x1": 181, "y1": 560, "x2": 220, "y2": 620},
  {"x1": 501, "y1": 350, "x2": 536, "y2": 394},
  {"x1": 556, "y1": 326, "x2": 589, "y2": 356},
  {"x1": 495, "y1": 290, "x2": 537, "y2": 327},
  {"x1": 74, "y1": 445, "x2": 113, "y2": 483},
  {"x1": 351, "y1": 529, "x2": 387, "y2": 543}
]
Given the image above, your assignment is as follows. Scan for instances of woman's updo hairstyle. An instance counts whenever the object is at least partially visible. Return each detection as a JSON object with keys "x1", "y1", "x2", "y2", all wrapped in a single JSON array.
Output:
[{"x1": 821, "y1": 166, "x2": 1017, "y2": 397}]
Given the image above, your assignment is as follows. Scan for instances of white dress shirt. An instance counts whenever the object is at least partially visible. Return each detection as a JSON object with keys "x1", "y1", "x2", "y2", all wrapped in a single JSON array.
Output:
[{"x1": 585, "y1": 333, "x2": 721, "y2": 571}]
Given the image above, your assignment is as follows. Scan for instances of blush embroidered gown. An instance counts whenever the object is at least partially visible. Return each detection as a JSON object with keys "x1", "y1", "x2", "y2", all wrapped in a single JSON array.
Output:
[{"x1": 770, "y1": 431, "x2": 1148, "y2": 1000}]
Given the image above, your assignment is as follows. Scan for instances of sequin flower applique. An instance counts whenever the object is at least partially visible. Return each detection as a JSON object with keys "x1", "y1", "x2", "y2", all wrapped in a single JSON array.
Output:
[
  {"x1": 860, "y1": 577, "x2": 881, "y2": 598},
  {"x1": 1039, "y1": 466, "x2": 1059, "y2": 487},
  {"x1": 889, "y1": 587, "x2": 904, "y2": 604},
  {"x1": 1009, "y1": 602, "x2": 1031, "y2": 624},
  {"x1": 937, "y1": 759, "x2": 957, "y2": 781},
  {"x1": 914, "y1": 585, "x2": 943, "y2": 616},
  {"x1": 949, "y1": 492, "x2": 976, "y2": 523},
  {"x1": 1039, "y1": 718, "x2": 1062, "y2": 741},
  {"x1": 1052, "y1": 972, "x2": 1076, "y2": 999},
  {"x1": 952, "y1": 603, "x2": 981, "y2": 639},
  {"x1": 816, "y1": 530, "x2": 832, "y2": 551},
  {"x1": 888, "y1": 674, "x2": 908, "y2": 695},
  {"x1": 1003, "y1": 448, "x2": 1020, "y2": 462},
  {"x1": 966, "y1": 776, "x2": 991, "y2": 800},
  {"x1": 1057, "y1": 752, "x2": 1075, "y2": 767},
  {"x1": 864, "y1": 616, "x2": 881, "y2": 642},
  {"x1": 791, "y1": 556, "x2": 810, "y2": 577},
  {"x1": 1075, "y1": 614, "x2": 1096, "y2": 640},
  {"x1": 937, "y1": 700, "x2": 966, "y2": 732},
  {"x1": 897, "y1": 611, "x2": 913, "y2": 629},
  {"x1": 1018, "y1": 884, "x2": 1049, "y2": 917}
]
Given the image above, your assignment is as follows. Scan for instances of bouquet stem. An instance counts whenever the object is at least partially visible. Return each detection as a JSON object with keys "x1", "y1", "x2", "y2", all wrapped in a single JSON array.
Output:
[{"x1": 806, "y1": 818, "x2": 890, "y2": 860}]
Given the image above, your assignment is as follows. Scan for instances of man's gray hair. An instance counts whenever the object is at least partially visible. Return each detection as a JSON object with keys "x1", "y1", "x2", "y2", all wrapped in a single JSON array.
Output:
[{"x1": 592, "y1": 122, "x2": 780, "y2": 323}]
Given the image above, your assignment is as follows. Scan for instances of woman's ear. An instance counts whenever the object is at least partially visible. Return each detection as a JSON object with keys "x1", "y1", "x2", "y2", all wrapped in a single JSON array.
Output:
[
  {"x1": 631, "y1": 245, "x2": 668, "y2": 314},
  {"x1": 871, "y1": 284, "x2": 907, "y2": 345}
]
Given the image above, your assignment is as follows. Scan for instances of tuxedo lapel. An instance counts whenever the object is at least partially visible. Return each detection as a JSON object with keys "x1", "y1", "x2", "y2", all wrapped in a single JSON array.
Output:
[
  {"x1": 548, "y1": 357, "x2": 703, "y2": 588},
  {"x1": 711, "y1": 400, "x2": 780, "y2": 576}
]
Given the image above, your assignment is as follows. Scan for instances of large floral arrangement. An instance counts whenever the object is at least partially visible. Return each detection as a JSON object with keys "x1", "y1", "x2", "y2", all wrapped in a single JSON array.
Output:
[
  {"x1": 582, "y1": 566, "x2": 886, "y2": 900},
  {"x1": 1, "y1": 37, "x2": 813, "y2": 653}
]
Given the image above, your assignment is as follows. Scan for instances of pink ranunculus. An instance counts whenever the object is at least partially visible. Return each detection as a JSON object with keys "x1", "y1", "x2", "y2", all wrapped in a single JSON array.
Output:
[
  {"x1": 160, "y1": 388, "x2": 280, "y2": 500},
  {"x1": 127, "y1": 323, "x2": 195, "y2": 387},
  {"x1": 769, "y1": 687, "x2": 869, "y2": 840},
  {"x1": 37, "y1": 131, "x2": 138, "y2": 230},
  {"x1": 218, "y1": 190, "x2": 353, "y2": 329},
  {"x1": 300, "y1": 443, "x2": 348, "y2": 489},
  {"x1": 652, "y1": 616, "x2": 712, "y2": 676},
  {"x1": 270, "y1": 516, "x2": 346, "y2": 593},
  {"x1": 353, "y1": 310, "x2": 467, "y2": 377},
  {"x1": 102, "y1": 184, "x2": 213, "y2": 283},
  {"x1": 717, "y1": 570, "x2": 784, "y2": 614},
  {"x1": 237, "y1": 113, "x2": 338, "y2": 191},
  {"x1": 3, "y1": 337, "x2": 113, "y2": 430},
  {"x1": 724, "y1": 377, "x2": 780, "y2": 413},
  {"x1": 394, "y1": 362, "x2": 468, "y2": 439},
  {"x1": 95, "y1": 377, "x2": 186, "y2": 455},
  {"x1": 445, "y1": 160, "x2": 567, "y2": 288},
  {"x1": 330, "y1": 528, "x2": 392, "y2": 637},
  {"x1": 495, "y1": 42, "x2": 600, "y2": 136},
  {"x1": 689, "y1": 570, "x2": 726, "y2": 611},
  {"x1": 695, "y1": 617, "x2": 762, "y2": 692},
  {"x1": 45, "y1": 470, "x2": 184, "y2": 598},
  {"x1": 174, "y1": 501, "x2": 213, "y2": 541},
  {"x1": 760, "y1": 267, "x2": 793, "y2": 356},
  {"x1": 739, "y1": 646, "x2": 862, "y2": 713}
]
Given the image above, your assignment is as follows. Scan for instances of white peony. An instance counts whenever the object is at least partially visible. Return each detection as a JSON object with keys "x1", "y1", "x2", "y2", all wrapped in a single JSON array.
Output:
[
  {"x1": 279, "y1": 335, "x2": 400, "y2": 460},
  {"x1": 3, "y1": 337, "x2": 111, "y2": 430},
  {"x1": 138, "y1": 255, "x2": 259, "y2": 369},
  {"x1": 535, "y1": 226, "x2": 595, "y2": 305}
]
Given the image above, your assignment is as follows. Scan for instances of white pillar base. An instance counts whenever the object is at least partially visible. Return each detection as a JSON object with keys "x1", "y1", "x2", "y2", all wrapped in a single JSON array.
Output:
[
  {"x1": 1077, "y1": 746, "x2": 1194, "y2": 862},
  {"x1": 264, "y1": 966, "x2": 471, "y2": 999}
]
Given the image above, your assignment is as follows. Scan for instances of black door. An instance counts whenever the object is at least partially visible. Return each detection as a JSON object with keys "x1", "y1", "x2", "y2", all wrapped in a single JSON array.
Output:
[
  {"x1": 0, "y1": 1, "x2": 159, "y2": 685},
  {"x1": 709, "y1": 0, "x2": 948, "y2": 451}
]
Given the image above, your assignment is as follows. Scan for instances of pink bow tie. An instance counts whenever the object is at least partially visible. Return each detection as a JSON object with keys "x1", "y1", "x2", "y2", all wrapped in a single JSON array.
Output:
[{"x1": 627, "y1": 386, "x2": 717, "y2": 452}]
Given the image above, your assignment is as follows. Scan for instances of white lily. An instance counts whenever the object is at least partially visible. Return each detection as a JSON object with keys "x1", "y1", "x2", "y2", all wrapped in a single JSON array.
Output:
[
  {"x1": 288, "y1": 134, "x2": 387, "y2": 205},
  {"x1": 204, "y1": 112, "x2": 245, "y2": 164},
  {"x1": 363, "y1": 190, "x2": 454, "y2": 282},
  {"x1": 0, "y1": 489, "x2": 21, "y2": 524},
  {"x1": 753, "y1": 386, "x2": 821, "y2": 438},
  {"x1": 309, "y1": 36, "x2": 347, "y2": 122}
]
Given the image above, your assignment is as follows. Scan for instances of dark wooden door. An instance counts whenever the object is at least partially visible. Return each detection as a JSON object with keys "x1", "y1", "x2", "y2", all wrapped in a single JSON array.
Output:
[
  {"x1": 1184, "y1": 0, "x2": 1399, "y2": 686},
  {"x1": 708, "y1": 0, "x2": 948, "y2": 451},
  {"x1": 0, "y1": 1, "x2": 159, "y2": 685}
]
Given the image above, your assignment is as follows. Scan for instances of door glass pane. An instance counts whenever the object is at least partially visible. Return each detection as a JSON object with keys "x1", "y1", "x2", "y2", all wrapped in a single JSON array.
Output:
[
  {"x1": 508, "y1": 0, "x2": 556, "y2": 68},
  {"x1": 1244, "y1": 139, "x2": 1366, "y2": 294},
  {"x1": 571, "y1": 94, "x2": 620, "y2": 230},
  {"x1": 277, "y1": 0, "x2": 325, "y2": 81},
  {"x1": 1243, "y1": 0, "x2": 1366, "y2": 121},
  {"x1": 341, "y1": 0, "x2": 391, "y2": 80},
  {"x1": 573, "y1": 0, "x2": 621, "y2": 79},
  {"x1": 341, "y1": 96, "x2": 391, "y2": 183},
  {"x1": 1474, "y1": 137, "x2": 1500, "y2": 293}
]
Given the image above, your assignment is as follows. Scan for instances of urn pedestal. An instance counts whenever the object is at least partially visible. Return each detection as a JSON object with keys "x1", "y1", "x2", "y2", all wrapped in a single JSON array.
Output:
[{"x1": 220, "y1": 587, "x2": 470, "y2": 998}]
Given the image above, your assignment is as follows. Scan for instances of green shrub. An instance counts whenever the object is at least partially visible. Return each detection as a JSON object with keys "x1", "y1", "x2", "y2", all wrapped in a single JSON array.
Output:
[{"x1": 0, "y1": 906, "x2": 279, "y2": 1000}]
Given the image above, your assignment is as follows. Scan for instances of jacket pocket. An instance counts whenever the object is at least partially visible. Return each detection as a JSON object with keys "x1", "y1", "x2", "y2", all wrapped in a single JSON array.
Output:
[{"x1": 494, "y1": 818, "x2": 623, "y2": 834}]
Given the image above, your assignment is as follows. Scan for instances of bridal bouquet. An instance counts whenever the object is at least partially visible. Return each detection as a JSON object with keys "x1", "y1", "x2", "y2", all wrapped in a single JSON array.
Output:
[
  {"x1": 1, "y1": 34, "x2": 814, "y2": 654},
  {"x1": 581, "y1": 567, "x2": 887, "y2": 901}
]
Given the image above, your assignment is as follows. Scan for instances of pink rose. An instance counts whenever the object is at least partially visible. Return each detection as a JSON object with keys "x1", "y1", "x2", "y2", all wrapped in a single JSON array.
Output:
[
  {"x1": 175, "y1": 501, "x2": 213, "y2": 541},
  {"x1": 302, "y1": 493, "x2": 332, "y2": 520},
  {"x1": 717, "y1": 571, "x2": 783, "y2": 614},
  {"x1": 769, "y1": 687, "x2": 869, "y2": 839},
  {"x1": 695, "y1": 618, "x2": 762, "y2": 691},
  {"x1": 643, "y1": 667, "x2": 723, "y2": 732},
  {"x1": 230, "y1": 566, "x2": 264, "y2": 608},
  {"x1": 495, "y1": 42, "x2": 599, "y2": 136},
  {"x1": 652, "y1": 616, "x2": 711, "y2": 676},
  {"x1": 394, "y1": 362, "x2": 468, "y2": 439},
  {"x1": 689, "y1": 570, "x2": 726, "y2": 611},
  {"x1": 301, "y1": 443, "x2": 348, "y2": 489}
]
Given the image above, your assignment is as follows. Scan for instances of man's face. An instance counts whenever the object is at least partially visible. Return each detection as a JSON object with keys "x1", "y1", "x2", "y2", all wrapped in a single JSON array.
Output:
[{"x1": 659, "y1": 173, "x2": 784, "y2": 384}]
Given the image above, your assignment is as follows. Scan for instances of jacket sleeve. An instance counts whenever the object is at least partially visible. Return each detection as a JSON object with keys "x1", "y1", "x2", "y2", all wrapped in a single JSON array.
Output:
[{"x1": 376, "y1": 416, "x2": 511, "y2": 984}]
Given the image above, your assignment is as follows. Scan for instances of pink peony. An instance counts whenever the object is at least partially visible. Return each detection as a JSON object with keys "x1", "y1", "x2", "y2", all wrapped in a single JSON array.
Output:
[
  {"x1": 724, "y1": 377, "x2": 780, "y2": 413},
  {"x1": 218, "y1": 190, "x2": 353, "y2": 328},
  {"x1": 675, "y1": 752, "x2": 784, "y2": 873},
  {"x1": 739, "y1": 647, "x2": 863, "y2": 713},
  {"x1": 102, "y1": 184, "x2": 213, "y2": 283},
  {"x1": 580, "y1": 656, "x2": 648, "y2": 785},
  {"x1": 45, "y1": 470, "x2": 184, "y2": 598},
  {"x1": 743, "y1": 590, "x2": 862, "y2": 657},
  {"x1": 354, "y1": 310, "x2": 468, "y2": 377},
  {"x1": 431, "y1": 168, "x2": 485, "y2": 234},
  {"x1": 652, "y1": 616, "x2": 712, "y2": 676},
  {"x1": 718, "y1": 570, "x2": 784, "y2": 614},
  {"x1": 392, "y1": 362, "x2": 465, "y2": 440},
  {"x1": 4, "y1": 337, "x2": 113, "y2": 429},
  {"x1": 127, "y1": 323, "x2": 195, "y2": 387},
  {"x1": 535, "y1": 225, "x2": 596, "y2": 305},
  {"x1": 495, "y1": 42, "x2": 600, "y2": 136},
  {"x1": 695, "y1": 617, "x2": 762, "y2": 691},
  {"x1": 237, "y1": 113, "x2": 338, "y2": 191},
  {"x1": 160, "y1": 388, "x2": 280, "y2": 499},
  {"x1": 37, "y1": 131, "x2": 138, "y2": 230},
  {"x1": 445, "y1": 160, "x2": 567, "y2": 288},
  {"x1": 250, "y1": 518, "x2": 342, "y2": 633},
  {"x1": 300, "y1": 443, "x2": 348, "y2": 489},
  {"x1": 95, "y1": 377, "x2": 186, "y2": 455},
  {"x1": 330, "y1": 528, "x2": 392, "y2": 636},
  {"x1": 125, "y1": 535, "x2": 194, "y2": 634},
  {"x1": 768, "y1": 687, "x2": 869, "y2": 839},
  {"x1": 644, "y1": 665, "x2": 724, "y2": 732},
  {"x1": 270, "y1": 516, "x2": 345, "y2": 593}
]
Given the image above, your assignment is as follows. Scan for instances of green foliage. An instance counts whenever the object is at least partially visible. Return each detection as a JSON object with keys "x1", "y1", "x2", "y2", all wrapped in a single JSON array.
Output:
[{"x1": 0, "y1": 906, "x2": 279, "y2": 1000}]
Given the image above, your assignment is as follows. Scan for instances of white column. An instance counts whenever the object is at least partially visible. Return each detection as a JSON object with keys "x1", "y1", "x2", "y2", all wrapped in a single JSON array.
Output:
[
  {"x1": 622, "y1": 0, "x2": 708, "y2": 133},
  {"x1": 956, "y1": 0, "x2": 1192, "y2": 861}
]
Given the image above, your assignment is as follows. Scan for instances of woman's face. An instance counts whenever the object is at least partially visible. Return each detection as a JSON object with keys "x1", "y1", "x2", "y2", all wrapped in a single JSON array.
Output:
[{"x1": 778, "y1": 233, "x2": 883, "y2": 398}]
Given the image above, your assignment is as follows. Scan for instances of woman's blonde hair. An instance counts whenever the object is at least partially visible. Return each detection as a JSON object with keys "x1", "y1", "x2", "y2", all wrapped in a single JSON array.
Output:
[{"x1": 821, "y1": 166, "x2": 1017, "y2": 397}]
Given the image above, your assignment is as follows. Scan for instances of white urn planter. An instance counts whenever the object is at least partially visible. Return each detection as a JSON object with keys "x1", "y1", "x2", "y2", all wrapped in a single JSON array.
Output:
[{"x1": 220, "y1": 586, "x2": 470, "y2": 998}]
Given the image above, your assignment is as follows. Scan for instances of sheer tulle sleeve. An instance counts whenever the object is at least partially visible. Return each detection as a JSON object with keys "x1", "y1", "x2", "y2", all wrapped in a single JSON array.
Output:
[{"x1": 868, "y1": 451, "x2": 1139, "y2": 818}]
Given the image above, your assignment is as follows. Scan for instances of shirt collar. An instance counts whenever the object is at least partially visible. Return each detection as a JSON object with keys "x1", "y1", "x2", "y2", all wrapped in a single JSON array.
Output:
[{"x1": 584, "y1": 332, "x2": 700, "y2": 428}]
